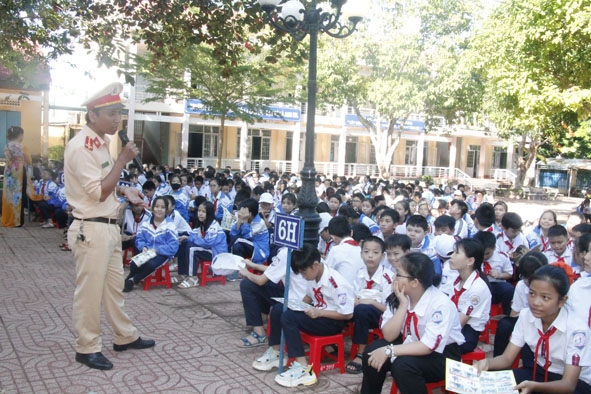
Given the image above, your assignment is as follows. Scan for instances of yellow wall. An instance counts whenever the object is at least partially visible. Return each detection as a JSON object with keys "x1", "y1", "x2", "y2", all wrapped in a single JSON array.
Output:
[
  {"x1": 0, "y1": 88, "x2": 43, "y2": 157},
  {"x1": 315, "y1": 133, "x2": 332, "y2": 162},
  {"x1": 270, "y1": 129, "x2": 286, "y2": 161}
]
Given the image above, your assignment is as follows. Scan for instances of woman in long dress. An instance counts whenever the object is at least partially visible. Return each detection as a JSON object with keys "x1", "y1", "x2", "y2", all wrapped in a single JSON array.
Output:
[{"x1": 2, "y1": 126, "x2": 37, "y2": 227}]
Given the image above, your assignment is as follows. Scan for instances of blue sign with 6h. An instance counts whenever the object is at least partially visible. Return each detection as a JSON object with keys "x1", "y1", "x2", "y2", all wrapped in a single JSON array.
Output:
[{"x1": 274, "y1": 213, "x2": 303, "y2": 250}]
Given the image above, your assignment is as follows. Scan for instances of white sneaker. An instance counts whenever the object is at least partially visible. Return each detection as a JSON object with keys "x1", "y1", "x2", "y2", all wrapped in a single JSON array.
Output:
[
  {"x1": 252, "y1": 347, "x2": 285, "y2": 371},
  {"x1": 274, "y1": 361, "x2": 317, "y2": 387},
  {"x1": 169, "y1": 263, "x2": 178, "y2": 272},
  {"x1": 41, "y1": 222, "x2": 55, "y2": 229}
]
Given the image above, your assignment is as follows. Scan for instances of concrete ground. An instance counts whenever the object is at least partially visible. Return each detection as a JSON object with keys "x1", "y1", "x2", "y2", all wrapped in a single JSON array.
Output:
[{"x1": 0, "y1": 197, "x2": 582, "y2": 394}]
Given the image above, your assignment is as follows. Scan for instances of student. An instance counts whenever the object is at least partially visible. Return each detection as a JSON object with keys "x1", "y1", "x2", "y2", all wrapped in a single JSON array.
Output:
[
  {"x1": 317, "y1": 212, "x2": 334, "y2": 258},
  {"x1": 406, "y1": 214, "x2": 441, "y2": 276},
  {"x1": 347, "y1": 236, "x2": 395, "y2": 374},
  {"x1": 545, "y1": 225, "x2": 577, "y2": 280},
  {"x1": 252, "y1": 244, "x2": 354, "y2": 387},
  {"x1": 378, "y1": 209, "x2": 400, "y2": 241},
  {"x1": 434, "y1": 233, "x2": 458, "y2": 296},
  {"x1": 124, "y1": 196, "x2": 179, "y2": 292},
  {"x1": 35, "y1": 169, "x2": 59, "y2": 228},
  {"x1": 474, "y1": 230, "x2": 514, "y2": 315},
  {"x1": 327, "y1": 193, "x2": 342, "y2": 217},
  {"x1": 496, "y1": 212, "x2": 528, "y2": 264},
  {"x1": 493, "y1": 251, "x2": 547, "y2": 356},
  {"x1": 477, "y1": 265, "x2": 591, "y2": 394},
  {"x1": 142, "y1": 180, "x2": 156, "y2": 208},
  {"x1": 449, "y1": 238, "x2": 492, "y2": 354},
  {"x1": 493, "y1": 201, "x2": 508, "y2": 235},
  {"x1": 169, "y1": 174, "x2": 190, "y2": 222},
  {"x1": 361, "y1": 198, "x2": 376, "y2": 221},
  {"x1": 121, "y1": 202, "x2": 152, "y2": 252},
  {"x1": 433, "y1": 214, "x2": 456, "y2": 236},
  {"x1": 325, "y1": 215, "x2": 365, "y2": 286},
  {"x1": 385, "y1": 234, "x2": 411, "y2": 273},
  {"x1": 417, "y1": 200, "x2": 435, "y2": 235},
  {"x1": 360, "y1": 252, "x2": 465, "y2": 394},
  {"x1": 209, "y1": 177, "x2": 233, "y2": 223},
  {"x1": 230, "y1": 198, "x2": 270, "y2": 267},
  {"x1": 569, "y1": 233, "x2": 591, "y2": 328},
  {"x1": 176, "y1": 201, "x2": 227, "y2": 288},
  {"x1": 472, "y1": 203, "x2": 496, "y2": 233},
  {"x1": 394, "y1": 200, "x2": 411, "y2": 234},
  {"x1": 448, "y1": 199, "x2": 470, "y2": 239},
  {"x1": 162, "y1": 195, "x2": 192, "y2": 235},
  {"x1": 152, "y1": 174, "x2": 171, "y2": 196},
  {"x1": 340, "y1": 205, "x2": 380, "y2": 235},
  {"x1": 527, "y1": 210, "x2": 558, "y2": 253}
]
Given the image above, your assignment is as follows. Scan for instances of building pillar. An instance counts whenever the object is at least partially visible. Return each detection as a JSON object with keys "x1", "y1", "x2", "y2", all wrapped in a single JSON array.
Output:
[
  {"x1": 292, "y1": 122, "x2": 301, "y2": 174},
  {"x1": 448, "y1": 136, "x2": 457, "y2": 179},
  {"x1": 479, "y1": 139, "x2": 486, "y2": 179},
  {"x1": 416, "y1": 132, "x2": 425, "y2": 178},
  {"x1": 338, "y1": 127, "x2": 347, "y2": 177},
  {"x1": 181, "y1": 111, "x2": 190, "y2": 168},
  {"x1": 240, "y1": 121, "x2": 248, "y2": 171},
  {"x1": 42, "y1": 90, "x2": 49, "y2": 158},
  {"x1": 507, "y1": 137, "x2": 514, "y2": 171}
]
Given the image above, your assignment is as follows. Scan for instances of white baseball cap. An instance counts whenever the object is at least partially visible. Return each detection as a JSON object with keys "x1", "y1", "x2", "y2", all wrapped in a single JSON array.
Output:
[
  {"x1": 259, "y1": 193, "x2": 274, "y2": 204},
  {"x1": 434, "y1": 234, "x2": 457, "y2": 259}
]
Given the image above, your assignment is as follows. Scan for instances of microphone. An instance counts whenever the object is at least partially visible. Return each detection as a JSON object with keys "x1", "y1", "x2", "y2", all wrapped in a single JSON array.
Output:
[{"x1": 118, "y1": 130, "x2": 144, "y2": 174}]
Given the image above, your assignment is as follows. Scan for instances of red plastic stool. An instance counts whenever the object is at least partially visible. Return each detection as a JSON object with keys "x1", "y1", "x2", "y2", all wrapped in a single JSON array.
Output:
[
  {"x1": 200, "y1": 260, "x2": 226, "y2": 286},
  {"x1": 143, "y1": 262, "x2": 171, "y2": 290},
  {"x1": 390, "y1": 380, "x2": 446, "y2": 394},
  {"x1": 350, "y1": 327, "x2": 384, "y2": 360},
  {"x1": 299, "y1": 331, "x2": 345, "y2": 376},
  {"x1": 122, "y1": 247, "x2": 134, "y2": 267},
  {"x1": 479, "y1": 303, "x2": 503, "y2": 344},
  {"x1": 461, "y1": 348, "x2": 486, "y2": 365}
]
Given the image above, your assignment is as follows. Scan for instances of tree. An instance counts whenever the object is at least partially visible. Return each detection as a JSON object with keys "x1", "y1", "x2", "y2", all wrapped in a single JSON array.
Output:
[
  {"x1": 314, "y1": 0, "x2": 478, "y2": 179},
  {"x1": 469, "y1": 0, "x2": 591, "y2": 187},
  {"x1": 136, "y1": 43, "x2": 302, "y2": 169}
]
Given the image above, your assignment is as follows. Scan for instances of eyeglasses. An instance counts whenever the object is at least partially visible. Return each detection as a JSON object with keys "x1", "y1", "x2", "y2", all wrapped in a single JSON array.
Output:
[{"x1": 395, "y1": 274, "x2": 414, "y2": 280}]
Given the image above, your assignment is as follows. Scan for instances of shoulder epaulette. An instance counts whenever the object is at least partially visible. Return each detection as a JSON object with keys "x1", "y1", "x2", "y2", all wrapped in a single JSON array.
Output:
[{"x1": 329, "y1": 277, "x2": 338, "y2": 288}]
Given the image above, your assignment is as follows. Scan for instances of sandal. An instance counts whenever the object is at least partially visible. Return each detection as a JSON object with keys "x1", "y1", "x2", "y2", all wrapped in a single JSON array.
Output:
[
  {"x1": 346, "y1": 353, "x2": 364, "y2": 374},
  {"x1": 178, "y1": 278, "x2": 199, "y2": 288},
  {"x1": 170, "y1": 276, "x2": 179, "y2": 284},
  {"x1": 240, "y1": 331, "x2": 267, "y2": 347}
]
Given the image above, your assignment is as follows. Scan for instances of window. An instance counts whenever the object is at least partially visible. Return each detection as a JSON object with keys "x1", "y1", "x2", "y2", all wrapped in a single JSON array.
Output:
[
  {"x1": 330, "y1": 135, "x2": 339, "y2": 162},
  {"x1": 189, "y1": 125, "x2": 219, "y2": 158},
  {"x1": 492, "y1": 146, "x2": 507, "y2": 169},
  {"x1": 248, "y1": 129, "x2": 271, "y2": 160},
  {"x1": 405, "y1": 140, "x2": 417, "y2": 165}
]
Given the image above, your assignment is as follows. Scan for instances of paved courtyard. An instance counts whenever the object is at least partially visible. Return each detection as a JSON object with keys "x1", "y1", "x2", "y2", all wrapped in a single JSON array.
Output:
[{"x1": 0, "y1": 197, "x2": 582, "y2": 394}]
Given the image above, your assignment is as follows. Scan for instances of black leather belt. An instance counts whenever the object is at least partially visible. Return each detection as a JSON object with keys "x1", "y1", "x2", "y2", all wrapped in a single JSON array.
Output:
[{"x1": 78, "y1": 217, "x2": 118, "y2": 225}]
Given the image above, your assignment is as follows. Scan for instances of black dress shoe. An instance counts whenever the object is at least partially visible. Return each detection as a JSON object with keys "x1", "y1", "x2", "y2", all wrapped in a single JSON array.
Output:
[
  {"x1": 75, "y1": 352, "x2": 113, "y2": 370},
  {"x1": 123, "y1": 279, "x2": 134, "y2": 293},
  {"x1": 113, "y1": 337, "x2": 156, "y2": 352}
]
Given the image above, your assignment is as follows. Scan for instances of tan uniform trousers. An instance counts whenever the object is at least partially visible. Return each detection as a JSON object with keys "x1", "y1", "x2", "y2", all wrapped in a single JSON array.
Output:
[{"x1": 68, "y1": 220, "x2": 138, "y2": 353}]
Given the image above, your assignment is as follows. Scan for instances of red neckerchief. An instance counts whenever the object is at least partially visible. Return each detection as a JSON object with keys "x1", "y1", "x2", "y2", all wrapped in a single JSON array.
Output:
[
  {"x1": 403, "y1": 311, "x2": 419, "y2": 341},
  {"x1": 41, "y1": 181, "x2": 46, "y2": 195},
  {"x1": 541, "y1": 235, "x2": 550, "y2": 251},
  {"x1": 366, "y1": 280, "x2": 375, "y2": 289},
  {"x1": 588, "y1": 306, "x2": 591, "y2": 329},
  {"x1": 343, "y1": 239, "x2": 359, "y2": 246},
  {"x1": 554, "y1": 255, "x2": 565, "y2": 264},
  {"x1": 132, "y1": 210, "x2": 146, "y2": 234},
  {"x1": 533, "y1": 326, "x2": 557, "y2": 382},
  {"x1": 324, "y1": 240, "x2": 333, "y2": 255},
  {"x1": 451, "y1": 272, "x2": 480, "y2": 307},
  {"x1": 483, "y1": 261, "x2": 491, "y2": 276},
  {"x1": 313, "y1": 287, "x2": 327, "y2": 308}
]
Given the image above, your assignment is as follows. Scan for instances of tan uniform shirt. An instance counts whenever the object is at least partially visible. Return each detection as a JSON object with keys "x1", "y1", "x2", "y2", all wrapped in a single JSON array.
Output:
[{"x1": 64, "y1": 125, "x2": 120, "y2": 219}]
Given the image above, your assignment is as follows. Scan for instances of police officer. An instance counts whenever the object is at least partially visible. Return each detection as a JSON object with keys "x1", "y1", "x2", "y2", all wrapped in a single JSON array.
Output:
[{"x1": 65, "y1": 82, "x2": 154, "y2": 370}]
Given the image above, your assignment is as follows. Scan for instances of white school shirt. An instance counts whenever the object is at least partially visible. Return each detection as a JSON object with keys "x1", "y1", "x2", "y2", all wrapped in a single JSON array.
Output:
[
  {"x1": 353, "y1": 265, "x2": 395, "y2": 304},
  {"x1": 496, "y1": 231, "x2": 528, "y2": 256},
  {"x1": 511, "y1": 279, "x2": 530, "y2": 314},
  {"x1": 450, "y1": 271, "x2": 491, "y2": 332},
  {"x1": 324, "y1": 237, "x2": 365, "y2": 287},
  {"x1": 263, "y1": 248, "x2": 308, "y2": 304},
  {"x1": 526, "y1": 227, "x2": 551, "y2": 252},
  {"x1": 305, "y1": 265, "x2": 355, "y2": 315},
  {"x1": 396, "y1": 286, "x2": 465, "y2": 353},
  {"x1": 544, "y1": 247, "x2": 576, "y2": 272},
  {"x1": 170, "y1": 210, "x2": 192, "y2": 234},
  {"x1": 485, "y1": 249, "x2": 513, "y2": 283},
  {"x1": 395, "y1": 223, "x2": 407, "y2": 235},
  {"x1": 566, "y1": 273, "x2": 591, "y2": 329},
  {"x1": 511, "y1": 307, "x2": 591, "y2": 385},
  {"x1": 121, "y1": 207, "x2": 152, "y2": 236},
  {"x1": 454, "y1": 217, "x2": 469, "y2": 239},
  {"x1": 440, "y1": 260, "x2": 459, "y2": 296}
]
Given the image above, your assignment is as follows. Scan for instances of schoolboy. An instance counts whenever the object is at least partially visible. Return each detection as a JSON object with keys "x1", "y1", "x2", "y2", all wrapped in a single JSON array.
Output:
[
  {"x1": 384, "y1": 233, "x2": 411, "y2": 272},
  {"x1": 340, "y1": 205, "x2": 380, "y2": 235},
  {"x1": 317, "y1": 212, "x2": 334, "y2": 258},
  {"x1": 434, "y1": 233, "x2": 458, "y2": 296},
  {"x1": 473, "y1": 203, "x2": 496, "y2": 233},
  {"x1": 544, "y1": 224, "x2": 576, "y2": 273},
  {"x1": 434, "y1": 214, "x2": 456, "y2": 236},
  {"x1": 347, "y1": 236, "x2": 394, "y2": 374},
  {"x1": 377, "y1": 209, "x2": 399, "y2": 241},
  {"x1": 325, "y1": 216, "x2": 365, "y2": 286},
  {"x1": 448, "y1": 199, "x2": 470, "y2": 239},
  {"x1": 474, "y1": 230, "x2": 514, "y2": 315},
  {"x1": 142, "y1": 180, "x2": 156, "y2": 208},
  {"x1": 495, "y1": 212, "x2": 528, "y2": 261},
  {"x1": 230, "y1": 198, "x2": 270, "y2": 265},
  {"x1": 406, "y1": 214, "x2": 441, "y2": 275},
  {"x1": 252, "y1": 244, "x2": 354, "y2": 387}
]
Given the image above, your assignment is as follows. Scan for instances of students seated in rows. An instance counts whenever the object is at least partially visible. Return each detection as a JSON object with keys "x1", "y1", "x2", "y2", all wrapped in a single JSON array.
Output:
[
  {"x1": 493, "y1": 251, "x2": 547, "y2": 356},
  {"x1": 325, "y1": 215, "x2": 365, "y2": 285},
  {"x1": 477, "y1": 265, "x2": 591, "y2": 394},
  {"x1": 176, "y1": 201, "x2": 227, "y2": 288},
  {"x1": 474, "y1": 230, "x2": 514, "y2": 316},
  {"x1": 35, "y1": 169, "x2": 59, "y2": 228},
  {"x1": 377, "y1": 209, "x2": 400, "y2": 241},
  {"x1": 230, "y1": 198, "x2": 270, "y2": 265},
  {"x1": 252, "y1": 244, "x2": 354, "y2": 387},
  {"x1": 360, "y1": 252, "x2": 465, "y2": 394},
  {"x1": 347, "y1": 236, "x2": 395, "y2": 374},
  {"x1": 123, "y1": 196, "x2": 179, "y2": 292},
  {"x1": 121, "y1": 202, "x2": 152, "y2": 252},
  {"x1": 527, "y1": 210, "x2": 557, "y2": 253},
  {"x1": 449, "y1": 238, "x2": 492, "y2": 354},
  {"x1": 407, "y1": 214, "x2": 441, "y2": 276}
]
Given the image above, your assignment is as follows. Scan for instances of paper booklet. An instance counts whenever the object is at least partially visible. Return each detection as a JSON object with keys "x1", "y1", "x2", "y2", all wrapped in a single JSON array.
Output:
[
  {"x1": 271, "y1": 297, "x2": 313, "y2": 312},
  {"x1": 445, "y1": 358, "x2": 518, "y2": 394}
]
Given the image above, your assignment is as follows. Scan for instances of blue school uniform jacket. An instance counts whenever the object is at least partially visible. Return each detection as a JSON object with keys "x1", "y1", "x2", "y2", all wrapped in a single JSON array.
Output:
[
  {"x1": 230, "y1": 214, "x2": 270, "y2": 264},
  {"x1": 187, "y1": 220, "x2": 228, "y2": 256},
  {"x1": 135, "y1": 216, "x2": 179, "y2": 258}
]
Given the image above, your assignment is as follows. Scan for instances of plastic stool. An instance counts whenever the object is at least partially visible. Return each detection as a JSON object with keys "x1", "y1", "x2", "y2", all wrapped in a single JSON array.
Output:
[
  {"x1": 390, "y1": 380, "x2": 446, "y2": 394},
  {"x1": 479, "y1": 303, "x2": 503, "y2": 344},
  {"x1": 299, "y1": 331, "x2": 345, "y2": 376},
  {"x1": 143, "y1": 262, "x2": 171, "y2": 290},
  {"x1": 122, "y1": 247, "x2": 134, "y2": 267},
  {"x1": 350, "y1": 327, "x2": 384, "y2": 360},
  {"x1": 200, "y1": 260, "x2": 226, "y2": 286},
  {"x1": 461, "y1": 348, "x2": 486, "y2": 365}
]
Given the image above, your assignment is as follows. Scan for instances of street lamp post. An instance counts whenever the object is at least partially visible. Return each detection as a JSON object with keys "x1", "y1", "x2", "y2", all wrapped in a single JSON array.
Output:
[{"x1": 257, "y1": 0, "x2": 366, "y2": 246}]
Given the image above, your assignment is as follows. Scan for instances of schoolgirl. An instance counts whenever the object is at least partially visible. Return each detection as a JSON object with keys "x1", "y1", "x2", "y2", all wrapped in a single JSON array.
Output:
[
  {"x1": 124, "y1": 196, "x2": 179, "y2": 292},
  {"x1": 360, "y1": 252, "x2": 465, "y2": 394},
  {"x1": 176, "y1": 201, "x2": 228, "y2": 288},
  {"x1": 493, "y1": 201, "x2": 508, "y2": 235},
  {"x1": 394, "y1": 200, "x2": 411, "y2": 234},
  {"x1": 568, "y1": 233, "x2": 591, "y2": 328},
  {"x1": 527, "y1": 210, "x2": 558, "y2": 253},
  {"x1": 477, "y1": 265, "x2": 591, "y2": 394},
  {"x1": 449, "y1": 238, "x2": 492, "y2": 354}
]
